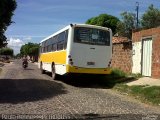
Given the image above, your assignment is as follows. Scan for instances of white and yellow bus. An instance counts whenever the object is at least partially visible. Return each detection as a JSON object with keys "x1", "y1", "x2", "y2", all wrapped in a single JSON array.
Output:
[{"x1": 38, "y1": 24, "x2": 112, "y2": 79}]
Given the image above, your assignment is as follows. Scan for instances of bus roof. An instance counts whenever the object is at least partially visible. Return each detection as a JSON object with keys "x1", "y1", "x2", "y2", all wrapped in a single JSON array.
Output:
[
  {"x1": 73, "y1": 24, "x2": 111, "y2": 31},
  {"x1": 40, "y1": 24, "x2": 111, "y2": 43}
]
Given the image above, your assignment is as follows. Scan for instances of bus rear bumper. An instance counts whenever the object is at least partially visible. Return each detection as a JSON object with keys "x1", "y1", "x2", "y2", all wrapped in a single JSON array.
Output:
[{"x1": 66, "y1": 65, "x2": 112, "y2": 74}]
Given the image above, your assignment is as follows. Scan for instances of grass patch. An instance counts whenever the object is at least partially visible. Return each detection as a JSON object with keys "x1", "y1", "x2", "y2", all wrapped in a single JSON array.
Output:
[
  {"x1": 110, "y1": 68, "x2": 127, "y2": 79},
  {"x1": 114, "y1": 84, "x2": 160, "y2": 105},
  {"x1": 101, "y1": 68, "x2": 133, "y2": 88},
  {"x1": 111, "y1": 70, "x2": 160, "y2": 105}
]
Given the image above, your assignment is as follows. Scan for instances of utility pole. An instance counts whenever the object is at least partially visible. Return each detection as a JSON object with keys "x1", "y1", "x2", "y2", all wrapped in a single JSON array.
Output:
[{"x1": 136, "y1": 2, "x2": 139, "y2": 28}]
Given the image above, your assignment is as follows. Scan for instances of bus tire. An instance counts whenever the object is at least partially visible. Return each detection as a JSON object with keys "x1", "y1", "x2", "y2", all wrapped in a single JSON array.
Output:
[
  {"x1": 40, "y1": 62, "x2": 45, "y2": 74},
  {"x1": 52, "y1": 64, "x2": 57, "y2": 80}
]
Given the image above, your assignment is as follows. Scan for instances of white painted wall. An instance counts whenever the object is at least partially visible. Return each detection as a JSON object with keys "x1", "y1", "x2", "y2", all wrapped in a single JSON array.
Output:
[{"x1": 132, "y1": 42, "x2": 142, "y2": 73}]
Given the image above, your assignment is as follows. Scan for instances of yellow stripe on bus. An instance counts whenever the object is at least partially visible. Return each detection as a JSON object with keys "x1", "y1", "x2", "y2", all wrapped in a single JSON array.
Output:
[
  {"x1": 39, "y1": 50, "x2": 67, "y2": 64},
  {"x1": 66, "y1": 65, "x2": 112, "y2": 74}
]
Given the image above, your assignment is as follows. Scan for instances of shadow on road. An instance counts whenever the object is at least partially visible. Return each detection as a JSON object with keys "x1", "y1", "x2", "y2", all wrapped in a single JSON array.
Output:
[
  {"x1": 0, "y1": 79, "x2": 67, "y2": 104},
  {"x1": 54, "y1": 74, "x2": 135, "y2": 89},
  {"x1": 43, "y1": 71, "x2": 136, "y2": 89}
]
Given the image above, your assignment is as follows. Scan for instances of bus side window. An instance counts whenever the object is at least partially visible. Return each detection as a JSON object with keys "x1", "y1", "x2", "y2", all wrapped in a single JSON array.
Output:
[
  {"x1": 57, "y1": 32, "x2": 65, "y2": 50},
  {"x1": 58, "y1": 32, "x2": 65, "y2": 41},
  {"x1": 46, "y1": 46, "x2": 48, "y2": 52},
  {"x1": 43, "y1": 47, "x2": 45, "y2": 53},
  {"x1": 52, "y1": 35, "x2": 58, "y2": 51},
  {"x1": 41, "y1": 47, "x2": 43, "y2": 53},
  {"x1": 52, "y1": 44, "x2": 57, "y2": 51},
  {"x1": 57, "y1": 41, "x2": 64, "y2": 50},
  {"x1": 64, "y1": 41, "x2": 67, "y2": 50},
  {"x1": 48, "y1": 45, "x2": 52, "y2": 52},
  {"x1": 44, "y1": 41, "x2": 47, "y2": 53},
  {"x1": 64, "y1": 30, "x2": 68, "y2": 49},
  {"x1": 41, "y1": 42, "x2": 44, "y2": 53}
]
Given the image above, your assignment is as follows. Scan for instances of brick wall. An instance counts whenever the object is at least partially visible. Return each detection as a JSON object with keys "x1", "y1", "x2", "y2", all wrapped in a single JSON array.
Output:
[
  {"x1": 111, "y1": 41, "x2": 132, "y2": 73},
  {"x1": 132, "y1": 28, "x2": 160, "y2": 78}
]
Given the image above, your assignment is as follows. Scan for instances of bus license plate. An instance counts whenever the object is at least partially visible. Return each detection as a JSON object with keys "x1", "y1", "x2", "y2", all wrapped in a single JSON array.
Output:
[{"x1": 87, "y1": 62, "x2": 95, "y2": 65}]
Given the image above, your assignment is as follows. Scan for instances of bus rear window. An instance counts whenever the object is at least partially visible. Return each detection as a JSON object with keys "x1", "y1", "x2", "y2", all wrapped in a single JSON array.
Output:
[{"x1": 74, "y1": 27, "x2": 110, "y2": 46}]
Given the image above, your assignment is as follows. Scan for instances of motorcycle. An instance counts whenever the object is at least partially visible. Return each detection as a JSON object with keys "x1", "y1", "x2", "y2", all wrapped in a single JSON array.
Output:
[{"x1": 23, "y1": 61, "x2": 28, "y2": 68}]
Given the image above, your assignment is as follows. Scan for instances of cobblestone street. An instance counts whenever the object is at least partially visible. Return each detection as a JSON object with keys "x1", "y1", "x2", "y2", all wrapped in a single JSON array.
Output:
[{"x1": 0, "y1": 60, "x2": 160, "y2": 119}]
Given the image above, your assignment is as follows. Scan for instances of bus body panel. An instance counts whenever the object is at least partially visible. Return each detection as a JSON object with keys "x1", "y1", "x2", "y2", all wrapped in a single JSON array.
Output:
[
  {"x1": 40, "y1": 63, "x2": 67, "y2": 75},
  {"x1": 70, "y1": 43, "x2": 112, "y2": 68},
  {"x1": 39, "y1": 50, "x2": 67, "y2": 64}
]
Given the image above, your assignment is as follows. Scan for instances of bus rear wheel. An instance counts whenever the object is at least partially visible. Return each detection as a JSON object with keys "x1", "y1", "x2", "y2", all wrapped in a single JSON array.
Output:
[
  {"x1": 52, "y1": 64, "x2": 57, "y2": 79},
  {"x1": 40, "y1": 62, "x2": 45, "y2": 74}
]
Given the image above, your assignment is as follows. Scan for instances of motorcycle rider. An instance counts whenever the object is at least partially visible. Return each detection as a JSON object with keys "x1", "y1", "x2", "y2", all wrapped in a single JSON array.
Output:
[{"x1": 22, "y1": 55, "x2": 28, "y2": 67}]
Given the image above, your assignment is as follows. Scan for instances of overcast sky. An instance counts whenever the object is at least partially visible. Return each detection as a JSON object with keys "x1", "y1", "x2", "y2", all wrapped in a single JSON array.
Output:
[{"x1": 5, "y1": 0, "x2": 160, "y2": 54}]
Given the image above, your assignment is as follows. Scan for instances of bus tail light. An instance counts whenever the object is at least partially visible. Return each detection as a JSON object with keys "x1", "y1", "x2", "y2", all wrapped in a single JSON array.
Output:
[
  {"x1": 70, "y1": 61, "x2": 74, "y2": 65},
  {"x1": 108, "y1": 59, "x2": 112, "y2": 67},
  {"x1": 69, "y1": 58, "x2": 72, "y2": 61},
  {"x1": 68, "y1": 55, "x2": 71, "y2": 58},
  {"x1": 68, "y1": 55, "x2": 74, "y2": 65}
]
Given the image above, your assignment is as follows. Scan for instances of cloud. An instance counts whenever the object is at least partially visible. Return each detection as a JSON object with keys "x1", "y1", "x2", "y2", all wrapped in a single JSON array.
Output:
[
  {"x1": 7, "y1": 38, "x2": 25, "y2": 54},
  {"x1": 8, "y1": 38, "x2": 24, "y2": 47}
]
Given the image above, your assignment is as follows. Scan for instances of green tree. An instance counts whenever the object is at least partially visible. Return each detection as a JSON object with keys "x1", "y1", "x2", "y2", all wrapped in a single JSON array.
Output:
[
  {"x1": 141, "y1": 4, "x2": 160, "y2": 29},
  {"x1": 0, "y1": 47, "x2": 13, "y2": 56},
  {"x1": 0, "y1": 0, "x2": 17, "y2": 48},
  {"x1": 29, "y1": 46, "x2": 39, "y2": 56},
  {"x1": 86, "y1": 14, "x2": 120, "y2": 34},
  {"x1": 116, "y1": 12, "x2": 136, "y2": 39},
  {"x1": 20, "y1": 43, "x2": 38, "y2": 55},
  {"x1": 20, "y1": 42, "x2": 39, "y2": 61}
]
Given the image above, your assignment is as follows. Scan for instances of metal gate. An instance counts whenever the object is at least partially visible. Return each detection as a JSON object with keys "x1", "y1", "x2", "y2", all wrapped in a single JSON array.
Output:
[{"x1": 142, "y1": 38, "x2": 152, "y2": 76}]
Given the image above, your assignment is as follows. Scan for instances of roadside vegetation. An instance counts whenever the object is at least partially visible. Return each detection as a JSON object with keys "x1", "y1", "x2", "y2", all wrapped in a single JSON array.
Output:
[
  {"x1": 0, "y1": 47, "x2": 13, "y2": 63},
  {"x1": 114, "y1": 84, "x2": 160, "y2": 105},
  {"x1": 106, "y1": 69, "x2": 160, "y2": 106}
]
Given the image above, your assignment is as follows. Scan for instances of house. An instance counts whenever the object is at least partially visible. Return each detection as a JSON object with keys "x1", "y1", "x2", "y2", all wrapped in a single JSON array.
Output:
[{"x1": 132, "y1": 27, "x2": 160, "y2": 79}]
